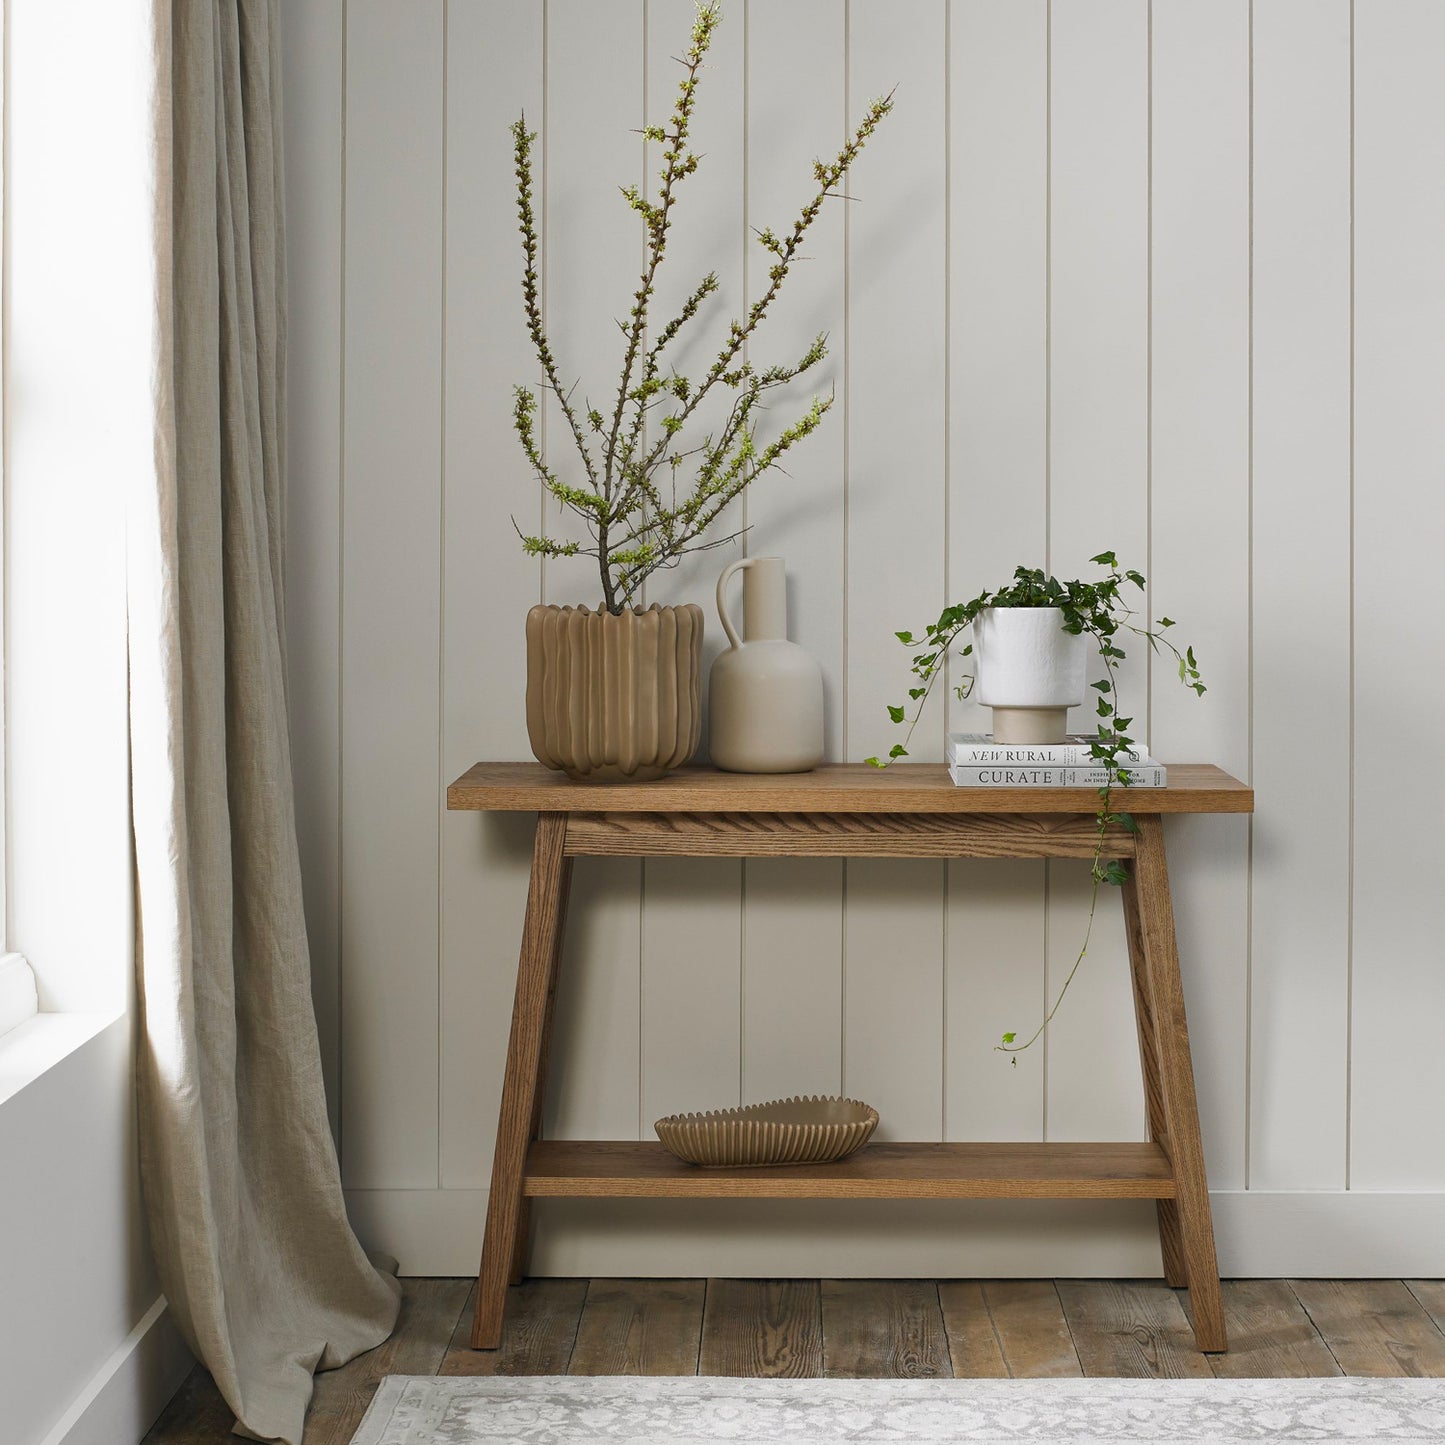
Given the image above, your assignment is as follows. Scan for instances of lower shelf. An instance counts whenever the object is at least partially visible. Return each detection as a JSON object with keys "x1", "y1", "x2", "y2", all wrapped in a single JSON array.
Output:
[{"x1": 522, "y1": 1140, "x2": 1176, "y2": 1201}]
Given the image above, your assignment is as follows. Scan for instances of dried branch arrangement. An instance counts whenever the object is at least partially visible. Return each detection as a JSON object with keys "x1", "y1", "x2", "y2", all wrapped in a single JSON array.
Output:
[{"x1": 510, "y1": 1, "x2": 892, "y2": 613}]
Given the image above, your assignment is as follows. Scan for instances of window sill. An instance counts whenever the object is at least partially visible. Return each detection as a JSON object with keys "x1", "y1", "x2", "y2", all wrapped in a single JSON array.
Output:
[
  {"x1": 0, "y1": 1009, "x2": 120, "y2": 1107},
  {"x1": 0, "y1": 952, "x2": 39, "y2": 1036}
]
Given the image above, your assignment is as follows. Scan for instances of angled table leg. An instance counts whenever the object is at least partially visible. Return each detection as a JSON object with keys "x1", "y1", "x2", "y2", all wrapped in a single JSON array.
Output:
[
  {"x1": 471, "y1": 812, "x2": 571, "y2": 1349},
  {"x1": 509, "y1": 851, "x2": 572, "y2": 1287},
  {"x1": 1122, "y1": 870, "x2": 1188, "y2": 1289},
  {"x1": 1130, "y1": 816, "x2": 1227, "y2": 1352}
]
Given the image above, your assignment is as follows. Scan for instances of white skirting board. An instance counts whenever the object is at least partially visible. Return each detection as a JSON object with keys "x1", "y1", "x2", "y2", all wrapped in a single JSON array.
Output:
[
  {"x1": 36, "y1": 1297, "x2": 193, "y2": 1445},
  {"x1": 344, "y1": 1188, "x2": 1445, "y2": 1280}
]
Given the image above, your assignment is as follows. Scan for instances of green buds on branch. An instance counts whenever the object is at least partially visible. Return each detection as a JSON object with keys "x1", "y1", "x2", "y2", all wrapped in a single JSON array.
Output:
[{"x1": 507, "y1": 1, "x2": 893, "y2": 613}]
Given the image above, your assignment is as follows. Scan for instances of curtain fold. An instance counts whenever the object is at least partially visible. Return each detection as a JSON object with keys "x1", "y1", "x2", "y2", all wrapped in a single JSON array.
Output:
[{"x1": 133, "y1": 3, "x2": 401, "y2": 1440}]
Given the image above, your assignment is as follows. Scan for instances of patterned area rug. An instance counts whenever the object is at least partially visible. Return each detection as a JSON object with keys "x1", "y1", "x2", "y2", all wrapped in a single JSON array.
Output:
[{"x1": 350, "y1": 1375, "x2": 1445, "y2": 1443}]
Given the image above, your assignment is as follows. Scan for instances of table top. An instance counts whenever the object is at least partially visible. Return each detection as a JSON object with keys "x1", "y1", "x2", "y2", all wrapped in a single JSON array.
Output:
[{"x1": 447, "y1": 762, "x2": 1253, "y2": 815}]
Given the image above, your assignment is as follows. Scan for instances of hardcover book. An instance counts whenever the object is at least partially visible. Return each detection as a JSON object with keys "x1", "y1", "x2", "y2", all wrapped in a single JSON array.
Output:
[
  {"x1": 946, "y1": 732, "x2": 1152, "y2": 767},
  {"x1": 948, "y1": 762, "x2": 1168, "y2": 788}
]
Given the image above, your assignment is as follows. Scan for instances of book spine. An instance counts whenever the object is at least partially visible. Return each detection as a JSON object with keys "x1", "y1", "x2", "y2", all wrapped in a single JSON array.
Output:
[
  {"x1": 948, "y1": 764, "x2": 1168, "y2": 788},
  {"x1": 947, "y1": 745, "x2": 1149, "y2": 766}
]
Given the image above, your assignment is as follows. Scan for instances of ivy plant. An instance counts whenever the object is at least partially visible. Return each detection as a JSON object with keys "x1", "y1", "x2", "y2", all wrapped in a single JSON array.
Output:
[
  {"x1": 509, "y1": 1, "x2": 893, "y2": 614},
  {"x1": 866, "y1": 553, "x2": 1205, "y2": 1061}
]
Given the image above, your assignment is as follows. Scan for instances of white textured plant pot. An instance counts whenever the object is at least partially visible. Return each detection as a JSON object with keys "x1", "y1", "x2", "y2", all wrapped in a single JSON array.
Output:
[{"x1": 973, "y1": 606, "x2": 1088, "y2": 744}]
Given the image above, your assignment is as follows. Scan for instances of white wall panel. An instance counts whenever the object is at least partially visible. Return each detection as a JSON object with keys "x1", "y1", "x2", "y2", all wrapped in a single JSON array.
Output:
[
  {"x1": 945, "y1": 861, "x2": 1047, "y2": 1140},
  {"x1": 638, "y1": 0, "x2": 748, "y2": 1136},
  {"x1": 276, "y1": 0, "x2": 1445, "y2": 1272},
  {"x1": 743, "y1": 0, "x2": 849, "y2": 763},
  {"x1": 843, "y1": 858, "x2": 947, "y2": 1140},
  {"x1": 737, "y1": 0, "x2": 849, "y2": 1105},
  {"x1": 640, "y1": 860, "x2": 742, "y2": 1123},
  {"x1": 1349, "y1": 0, "x2": 1445, "y2": 1189},
  {"x1": 1149, "y1": 0, "x2": 1252, "y2": 1189},
  {"x1": 341, "y1": 0, "x2": 445, "y2": 1188},
  {"x1": 842, "y1": 0, "x2": 948, "y2": 766},
  {"x1": 944, "y1": 0, "x2": 1050, "y2": 1137},
  {"x1": 1250, "y1": 0, "x2": 1352, "y2": 1191},
  {"x1": 842, "y1": 0, "x2": 949, "y2": 1142},
  {"x1": 1044, "y1": 0, "x2": 1150, "y2": 1144},
  {"x1": 439, "y1": 0, "x2": 544, "y2": 1190},
  {"x1": 742, "y1": 859, "x2": 845, "y2": 1103}
]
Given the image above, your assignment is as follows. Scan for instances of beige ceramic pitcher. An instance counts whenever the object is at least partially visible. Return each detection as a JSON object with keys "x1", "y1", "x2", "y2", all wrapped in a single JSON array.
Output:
[{"x1": 708, "y1": 556, "x2": 824, "y2": 773}]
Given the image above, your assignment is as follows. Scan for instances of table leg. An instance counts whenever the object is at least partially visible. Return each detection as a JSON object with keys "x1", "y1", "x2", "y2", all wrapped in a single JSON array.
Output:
[
  {"x1": 1122, "y1": 870, "x2": 1188, "y2": 1289},
  {"x1": 471, "y1": 813, "x2": 571, "y2": 1349},
  {"x1": 1130, "y1": 816, "x2": 1227, "y2": 1353},
  {"x1": 509, "y1": 854, "x2": 572, "y2": 1287}
]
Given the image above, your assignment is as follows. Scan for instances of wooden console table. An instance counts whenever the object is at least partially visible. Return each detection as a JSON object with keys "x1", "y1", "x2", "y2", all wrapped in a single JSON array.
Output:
[{"x1": 447, "y1": 762, "x2": 1253, "y2": 1353}]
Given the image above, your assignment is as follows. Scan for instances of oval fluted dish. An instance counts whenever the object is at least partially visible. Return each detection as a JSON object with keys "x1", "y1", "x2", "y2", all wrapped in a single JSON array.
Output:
[{"x1": 654, "y1": 1095, "x2": 879, "y2": 1168}]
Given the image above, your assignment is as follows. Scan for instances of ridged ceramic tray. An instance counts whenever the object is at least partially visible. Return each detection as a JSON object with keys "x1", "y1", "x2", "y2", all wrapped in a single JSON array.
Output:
[{"x1": 654, "y1": 1095, "x2": 879, "y2": 1168}]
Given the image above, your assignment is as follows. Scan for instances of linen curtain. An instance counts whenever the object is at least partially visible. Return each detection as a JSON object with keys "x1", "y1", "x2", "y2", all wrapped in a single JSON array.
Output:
[{"x1": 132, "y1": 3, "x2": 401, "y2": 1441}]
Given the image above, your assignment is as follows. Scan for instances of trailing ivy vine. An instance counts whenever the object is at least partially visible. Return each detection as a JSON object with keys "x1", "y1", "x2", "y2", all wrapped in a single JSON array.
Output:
[{"x1": 867, "y1": 553, "x2": 1205, "y2": 1060}]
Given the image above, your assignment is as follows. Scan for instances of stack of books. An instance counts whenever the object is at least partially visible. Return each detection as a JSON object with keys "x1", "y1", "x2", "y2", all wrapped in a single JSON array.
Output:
[{"x1": 947, "y1": 733, "x2": 1167, "y2": 788}]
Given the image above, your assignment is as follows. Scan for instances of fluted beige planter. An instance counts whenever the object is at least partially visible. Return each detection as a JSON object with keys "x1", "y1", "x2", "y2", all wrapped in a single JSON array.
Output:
[{"x1": 525, "y1": 603, "x2": 704, "y2": 781}]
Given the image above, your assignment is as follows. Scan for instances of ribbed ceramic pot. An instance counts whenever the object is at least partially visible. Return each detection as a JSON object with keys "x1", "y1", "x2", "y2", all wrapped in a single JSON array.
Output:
[{"x1": 525, "y1": 602, "x2": 704, "y2": 781}]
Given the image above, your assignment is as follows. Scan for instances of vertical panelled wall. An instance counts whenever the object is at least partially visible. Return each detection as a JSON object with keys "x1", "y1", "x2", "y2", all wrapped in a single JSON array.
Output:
[{"x1": 283, "y1": 0, "x2": 1445, "y2": 1275}]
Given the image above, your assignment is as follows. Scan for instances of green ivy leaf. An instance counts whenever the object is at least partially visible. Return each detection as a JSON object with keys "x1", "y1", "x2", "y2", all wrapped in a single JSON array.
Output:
[
  {"x1": 866, "y1": 551, "x2": 1205, "y2": 1061},
  {"x1": 864, "y1": 755, "x2": 885, "y2": 768}
]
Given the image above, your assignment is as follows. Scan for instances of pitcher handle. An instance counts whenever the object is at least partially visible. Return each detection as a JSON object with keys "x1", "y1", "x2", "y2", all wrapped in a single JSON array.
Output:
[{"x1": 715, "y1": 557, "x2": 754, "y2": 651}]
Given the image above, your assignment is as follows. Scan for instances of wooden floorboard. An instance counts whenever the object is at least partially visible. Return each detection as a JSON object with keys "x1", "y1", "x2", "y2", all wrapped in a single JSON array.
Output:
[
  {"x1": 1291, "y1": 1279, "x2": 1445, "y2": 1377},
  {"x1": 141, "y1": 1276, "x2": 1445, "y2": 1442},
  {"x1": 141, "y1": 1363, "x2": 240, "y2": 1445},
  {"x1": 438, "y1": 1278, "x2": 586, "y2": 1376},
  {"x1": 1406, "y1": 1280, "x2": 1445, "y2": 1338},
  {"x1": 1056, "y1": 1280, "x2": 1213, "y2": 1378},
  {"x1": 820, "y1": 1280, "x2": 952, "y2": 1379},
  {"x1": 1205, "y1": 1281, "x2": 1340, "y2": 1379},
  {"x1": 936, "y1": 1282, "x2": 1009, "y2": 1377},
  {"x1": 698, "y1": 1279, "x2": 823, "y2": 1377},
  {"x1": 981, "y1": 1281, "x2": 1083, "y2": 1377},
  {"x1": 566, "y1": 1279, "x2": 705, "y2": 1376}
]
